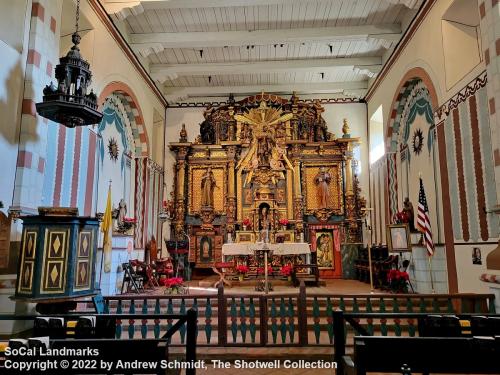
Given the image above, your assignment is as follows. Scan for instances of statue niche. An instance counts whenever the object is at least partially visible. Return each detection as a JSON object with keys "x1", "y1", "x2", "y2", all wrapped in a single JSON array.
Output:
[{"x1": 200, "y1": 119, "x2": 215, "y2": 144}]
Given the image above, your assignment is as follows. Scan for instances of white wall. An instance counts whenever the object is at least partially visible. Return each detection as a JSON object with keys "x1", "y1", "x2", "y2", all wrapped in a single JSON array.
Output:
[{"x1": 0, "y1": 0, "x2": 30, "y2": 212}]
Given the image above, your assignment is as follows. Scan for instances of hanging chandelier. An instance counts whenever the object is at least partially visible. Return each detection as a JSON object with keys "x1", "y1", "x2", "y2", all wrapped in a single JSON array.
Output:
[{"x1": 36, "y1": 0, "x2": 102, "y2": 128}]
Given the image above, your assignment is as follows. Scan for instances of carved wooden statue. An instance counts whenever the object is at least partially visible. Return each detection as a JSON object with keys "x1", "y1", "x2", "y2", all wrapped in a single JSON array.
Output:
[
  {"x1": 201, "y1": 167, "x2": 217, "y2": 207},
  {"x1": 314, "y1": 167, "x2": 332, "y2": 208}
]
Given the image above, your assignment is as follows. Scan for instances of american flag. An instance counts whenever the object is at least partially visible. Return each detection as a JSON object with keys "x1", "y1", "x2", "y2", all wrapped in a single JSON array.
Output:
[{"x1": 417, "y1": 177, "x2": 434, "y2": 256}]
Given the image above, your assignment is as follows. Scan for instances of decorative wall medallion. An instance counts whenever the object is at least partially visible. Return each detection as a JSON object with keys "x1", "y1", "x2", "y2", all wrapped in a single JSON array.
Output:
[
  {"x1": 107, "y1": 137, "x2": 119, "y2": 161},
  {"x1": 412, "y1": 129, "x2": 424, "y2": 155}
]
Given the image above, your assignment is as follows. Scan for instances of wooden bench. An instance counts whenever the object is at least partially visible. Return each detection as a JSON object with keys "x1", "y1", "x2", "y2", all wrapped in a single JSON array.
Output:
[
  {"x1": 1, "y1": 309, "x2": 198, "y2": 375},
  {"x1": 342, "y1": 336, "x2": 500, "y2": 375}
]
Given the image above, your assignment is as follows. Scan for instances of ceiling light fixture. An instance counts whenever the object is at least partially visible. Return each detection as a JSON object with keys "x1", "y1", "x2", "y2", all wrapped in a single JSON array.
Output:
[{"x1": 36, "y1": 0, "x2": 102, "y2": 128}]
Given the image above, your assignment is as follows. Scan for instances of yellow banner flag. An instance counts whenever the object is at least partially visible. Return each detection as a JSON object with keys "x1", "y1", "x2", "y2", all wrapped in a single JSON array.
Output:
[{"x1": 101, "y1": 185, "x2": 112, "y2": 273}]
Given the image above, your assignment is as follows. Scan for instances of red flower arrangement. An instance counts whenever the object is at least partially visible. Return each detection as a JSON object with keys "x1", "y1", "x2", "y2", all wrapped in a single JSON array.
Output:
[
  {"x1": 393, "y1": 210, "x2": 410, "y2": 224},
  {"x1": 242, "y1": 218, "x2": 252, "y2": 228},
  {"x1": 160, "y1": 277, "x2": 183, "y2": 288},
  {"x1": 236, "y1": 265, "x2": 249, "y2": 275},
  {"x1": 278, "y1": 218, "x2": 289, "y2": 226},
  {"x1": 257, "y1": 265, "x2": 273, "y2": 274},
  {"x1": 280, "y1": 264, "x2": 293, "y2": 277},
  {"x1": 387, "y1": 269, "x2": 409, "y2": 293}
]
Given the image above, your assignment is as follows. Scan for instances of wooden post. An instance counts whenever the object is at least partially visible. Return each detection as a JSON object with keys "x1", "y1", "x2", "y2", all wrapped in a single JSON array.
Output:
[
  {"x1": 259, "y1": 295, "x2": 268, "y2": 345},
  {"x1": 217, "y1": 284, "x2": 227, "y2": 346},
  {"x1": 332, "y1": 310, "x2": 345, "y2": 375},
  {"x1": 298, "y1": 281, "x2": 308, "y2": 346},
  {"x1": 186, "y1": 308, "x2": 197, "y2": 375}
]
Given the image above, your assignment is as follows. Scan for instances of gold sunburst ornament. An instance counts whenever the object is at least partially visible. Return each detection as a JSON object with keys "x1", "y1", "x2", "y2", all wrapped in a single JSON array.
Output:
[
  {"x1": 235, "y1": 101, "x2": 294, "y2": 185},
  {"x1": 412, "y1": 128, "x2": 424, "y2": 155},
  {"x1": 107, "y1": 137, "x2": 119, "y2": 162}
]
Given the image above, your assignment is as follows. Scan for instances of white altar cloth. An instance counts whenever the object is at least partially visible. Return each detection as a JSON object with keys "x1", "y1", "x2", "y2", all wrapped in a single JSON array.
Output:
[{"x1": 222, "y1": 242, "x2": 310, "y2": 256}]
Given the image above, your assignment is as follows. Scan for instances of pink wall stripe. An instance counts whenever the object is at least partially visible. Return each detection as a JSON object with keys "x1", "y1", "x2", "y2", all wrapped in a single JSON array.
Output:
[
  {"x1": 53, "y1": 125, "x2": 66, "y2": 206},
  {"x1": 84, "y1": 132, "x2": 97, "y2": 216},
  {"x1": 143, "y1": 159, "x2": 149, "y2": 245},
  {"x1": 469, "y1": 95, "x2": 489, "y2": 240},
  {"x1": 70, "y1": 127, "x2": 82, "y2": 207}
]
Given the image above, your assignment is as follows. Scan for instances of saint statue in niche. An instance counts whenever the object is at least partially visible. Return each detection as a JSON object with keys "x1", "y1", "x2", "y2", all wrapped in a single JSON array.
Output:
[
  {"x1": 403, "y1": 197, "x2": 416, "y2": 232},
  {"x1": 314, "y1": 167, "x2": 332, "y2": 208},
  {"x1": 201, "y1": 167, "x2": 217, "y2": 207},
  {"x1": 118, "y1": 198, "x2": 127, "y2": 226}
]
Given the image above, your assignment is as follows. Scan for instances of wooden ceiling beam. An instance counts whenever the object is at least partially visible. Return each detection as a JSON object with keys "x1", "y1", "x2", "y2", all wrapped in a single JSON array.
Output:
[
  {"x1": 103, "y1": 0, "x2": 421, "y2": 20},
  {"x1": 130, "y1": 25, "x2": 401, "y2": 56},
  {"x1": 150, "y1": 57, "x2": 382, "y2": 82},
  {"x1": 163, "y1": 81, "x2": 368, "y2": 103}
]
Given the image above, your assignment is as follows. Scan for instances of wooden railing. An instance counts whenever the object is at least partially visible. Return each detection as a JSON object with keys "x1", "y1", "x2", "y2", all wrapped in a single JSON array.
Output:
[{"x1": 87, "y1": 284, "x2": 495, "y2": 347}]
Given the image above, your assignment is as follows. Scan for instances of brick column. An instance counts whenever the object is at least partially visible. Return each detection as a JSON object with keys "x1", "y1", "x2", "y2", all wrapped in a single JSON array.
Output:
[
  {"x1": 478, "y1": 0, "x2": 500, "y2": 208},
  {"x1": 12, "y1": 0, "x2": 63, "y2": 213}
]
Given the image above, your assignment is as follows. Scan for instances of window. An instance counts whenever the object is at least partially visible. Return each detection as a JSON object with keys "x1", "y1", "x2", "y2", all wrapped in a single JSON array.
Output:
[
  {"x1": 369, "y1": 105, "x2": 384, "y2": 164},
  {"x1": 442, "y1": 0, "x2": 481, "y2": 89}
]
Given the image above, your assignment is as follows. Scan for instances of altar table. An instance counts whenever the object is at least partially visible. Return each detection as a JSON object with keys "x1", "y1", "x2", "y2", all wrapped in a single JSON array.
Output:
[{"x1": 222, "y1": 242, "x2": 310, "y2": 256}]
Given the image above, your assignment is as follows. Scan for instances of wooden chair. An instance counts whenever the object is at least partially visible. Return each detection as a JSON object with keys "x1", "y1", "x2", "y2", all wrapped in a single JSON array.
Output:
[
  {"x1": 212, "y1": 261, "x2": 234, "y2": 288},
  {"x1": 121, "y1": 261, "x2": 144, "y2": 294},
  {"x1": 145, "y1": 264, "x2": 159, "y2": 288}
]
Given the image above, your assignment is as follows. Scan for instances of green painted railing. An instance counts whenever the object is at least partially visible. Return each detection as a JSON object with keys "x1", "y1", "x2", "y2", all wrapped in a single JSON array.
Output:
[{"x1": 90, "y1": 285, "x2": 495, "y2": 347}]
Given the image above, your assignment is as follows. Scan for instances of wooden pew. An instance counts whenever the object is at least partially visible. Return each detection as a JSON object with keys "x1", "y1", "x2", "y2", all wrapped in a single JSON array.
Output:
[{"x1": 343, "y1": 336, "x2": 500, "y2": 375}]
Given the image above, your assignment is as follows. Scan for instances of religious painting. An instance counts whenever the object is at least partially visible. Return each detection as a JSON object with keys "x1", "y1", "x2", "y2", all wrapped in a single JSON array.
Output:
[
  {"x1": 198, "y1": 236, "x2": 213, "y2": 263},
  {"x1": 315, "y1": 231, "x2": 334, "y2": 269},
  {"x1": 244, "y1": 189, "x2": 253, "y2": 205},
  {"x1": 303, "y1": 164, "x2": 343, "y2": 213},
  {"x1": 387, "y1": 224, "x2": 411, "y2": 252},
  {"x1": 472, "y1": 247, "x2": 482, "y2": 265},
  {"x1": 236, "y1": 232, "x2": 255, "y2": 243},
  {"x1": 276, "y1": 188, "x2": 285, "y2": 203}
]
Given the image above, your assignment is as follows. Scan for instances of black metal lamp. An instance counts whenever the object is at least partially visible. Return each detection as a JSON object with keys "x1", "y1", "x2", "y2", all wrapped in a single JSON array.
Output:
[{"x1": 36, "y1": 0, "x2": 102, "y2": 128}]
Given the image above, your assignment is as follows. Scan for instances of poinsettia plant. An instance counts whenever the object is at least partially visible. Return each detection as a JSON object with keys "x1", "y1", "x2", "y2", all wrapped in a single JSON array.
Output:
[
  {"x1": 160, "y1": 277, "x2": 183, "y2": 287},
  {"x1": 393, "y1": 210, "x2": 410, "y2": 224},
  {"x1": 242, "y1": 218, "x2": 252, "y2": 228},
  {"x1": 278, "y1": 218, "x2": 289, "y2": 226},
  {"x1": 257, "y1": 265, "x2": 274, "y2": 274},
  {"x1": 387, "y1": 269, "x2": 409, "y2": 293},
  {"x1": 236, "y1": 265, "x2": 249, "y2": 275},
  {"x1": 280, "y1": 264, "x2": 293, "y2": 277}
]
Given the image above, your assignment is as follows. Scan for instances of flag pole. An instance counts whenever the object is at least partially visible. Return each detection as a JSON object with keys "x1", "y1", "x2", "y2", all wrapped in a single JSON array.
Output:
[
  {"x1": 98, "y1": 180, "x2": 112, "y2": 289},
  {"x1": 419, "y1": 172, "x2": 435, "y2": 294},
  {"x1": 428, "y1": 256, "x2": 435, "y2": 294}
]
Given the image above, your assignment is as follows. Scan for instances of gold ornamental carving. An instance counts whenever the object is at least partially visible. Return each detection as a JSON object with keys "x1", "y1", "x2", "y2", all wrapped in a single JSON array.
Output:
[
  {"x1": 303, "y1": 164, "x2": 343, "y2": 214},
  {"x1": 167, "y1": 92, "x2": 367, "y2": 267},
  {"x1": 189, "y1": 166, "x2": 225, "y2": 214}
]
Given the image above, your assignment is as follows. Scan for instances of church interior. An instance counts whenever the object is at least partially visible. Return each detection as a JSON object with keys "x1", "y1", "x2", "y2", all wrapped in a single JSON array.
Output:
[{"x1": 0, "y1": 0, "x2": 499, "y2": 374}]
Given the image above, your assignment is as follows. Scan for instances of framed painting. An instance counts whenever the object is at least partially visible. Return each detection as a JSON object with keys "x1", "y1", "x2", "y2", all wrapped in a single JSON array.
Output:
[
  {"x1": 387, "y1": 224, "x2": 412, "y2": 252},
  {"x1": 197, "y1": 235, "x2": 214, "y2": 264},
  {"x1": 315, "y1": 230, "x2": 334, "y2": 269},
  {"x1": 236, "y1": 232, "x2": 255, "y2": 243}
]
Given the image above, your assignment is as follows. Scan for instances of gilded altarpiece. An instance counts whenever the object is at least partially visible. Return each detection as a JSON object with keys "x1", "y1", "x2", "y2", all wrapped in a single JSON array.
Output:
[{"x1": 169, "y1": 93, "x2": 366, "y2": 276}]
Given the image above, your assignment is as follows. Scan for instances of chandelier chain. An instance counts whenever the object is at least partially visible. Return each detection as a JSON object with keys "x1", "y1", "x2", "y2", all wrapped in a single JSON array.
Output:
[{"x1": 75, "y1": 0, "x2": 80, "y2": 33}]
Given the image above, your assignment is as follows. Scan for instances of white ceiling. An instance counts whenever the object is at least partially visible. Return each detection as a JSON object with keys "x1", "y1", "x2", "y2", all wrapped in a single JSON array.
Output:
[{"x1": 103, "y1": 0, "x2": 424, "y2": 104}]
